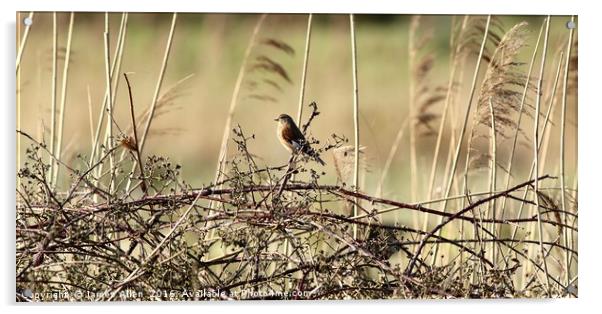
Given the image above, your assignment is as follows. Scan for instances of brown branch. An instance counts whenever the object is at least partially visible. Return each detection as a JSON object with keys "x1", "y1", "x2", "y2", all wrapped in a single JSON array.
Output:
[{"x1": 73, "y1": 177, "x2": 572, "y2": 233}]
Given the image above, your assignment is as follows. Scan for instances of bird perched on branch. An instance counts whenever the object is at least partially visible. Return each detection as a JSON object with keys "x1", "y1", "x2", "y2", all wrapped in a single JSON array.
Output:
[{"x1": 275, "y1": 113, "x2": 326, "y2": 165}]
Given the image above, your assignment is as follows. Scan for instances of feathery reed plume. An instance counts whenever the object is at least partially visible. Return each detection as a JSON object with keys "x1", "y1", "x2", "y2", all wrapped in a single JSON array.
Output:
[
  {"x1": 115, "y1": 74, "x2": 193, "y2": 170},
  {"x1": 466, "y1": 22, "x2": 530, "y2": 176},
  {"x1": 456, "y1": 16, "x2": 504, "y2": 64},
  {"x1": 244, "y1": 37, "x2": 295, "y2": 105},
  {"x1": 137, "y1": 74, "x2": 194, "y2": 126},
  {"x1": 262, "y1": 78, "x2": 283, "y2": 92},
  {"x1": 332, "y1": 145, "x2": 367, "y2": 218},
  {"x1": 536, "y1": 190, "x2": 563, "y2": 237},
  {"x1": 246, "y1": 94, "x2": 278, "y2": 103},
  {"x1": 409, "y1": 17, "x2": 446, "y2": 138},
  {"x1": 332, "y1": 145, "x2": 366, "y2": 186},
  {"x1": 147, "y1": 128, "x2": 185, "y2": 137},
  {"x1": 42, "y1": 47, "x2": 78, "y2": 71},
  {"x1": 498, "y1": 20, "x2": 545, "y2": 231},
  {"x1": 260, "y1": 38, "x2": 295, "y2": 56},
  {"x1": 416, "y1": 87, "x2": 446, "y2": 137},
  {"x1": 250, "y1": 55, "x2": 293, "y2": 84}
]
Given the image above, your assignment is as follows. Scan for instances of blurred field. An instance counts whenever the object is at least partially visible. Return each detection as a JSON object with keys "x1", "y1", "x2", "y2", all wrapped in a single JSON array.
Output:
[{"x1": 17, "y1": 13, "x2": 577, "y2": 198}]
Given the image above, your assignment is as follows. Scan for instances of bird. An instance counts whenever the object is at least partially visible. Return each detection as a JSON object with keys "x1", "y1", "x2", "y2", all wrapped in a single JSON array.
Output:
[{"x1": 274, "y1": 113, "x2": 326, "y2": 166}]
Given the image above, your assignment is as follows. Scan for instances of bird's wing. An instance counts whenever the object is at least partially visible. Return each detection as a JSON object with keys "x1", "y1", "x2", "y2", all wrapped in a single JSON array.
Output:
[
  {"x1": 283, "y1": 122, "x2": 325, "y2": 165},
  {"x1": 282, "y1": 123, "x2": 307, "y2": 150},
  {"x1": 290, "y1": 123, "x2": 306, "y2": 143}
]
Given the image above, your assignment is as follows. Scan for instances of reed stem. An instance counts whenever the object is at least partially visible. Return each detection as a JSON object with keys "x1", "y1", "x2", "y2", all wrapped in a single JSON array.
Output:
[
  {"x1": 560, "y1": 15, "x2": 575, "y2": 287},
  {"x1": 125, "y1": 13, "x2": 178, "y2": 193},
  {"x1": 532, "y1": 16, "x2": 552, "y2": 296},
  {"x1": 48, "y1": 12, "x2": 58, "y2": 184},
  {"x1": 488, "y1": 96, "x2": 497, "y2": 265},
  {"x1": 429, "y1": 15, "x2": 491, "y2": 264},
  {"x1": 52, "y1": 12, "x2": 75, "y2": 186},
  {"x1": 16, "y1": 12, "x2": 34, "y2": 72},
  {"x1": 296, "y1": 14, "x2": 313, "y2": 123},
  {"x1": 349, "y1": 14, "x2": 360, "y2": 240}
]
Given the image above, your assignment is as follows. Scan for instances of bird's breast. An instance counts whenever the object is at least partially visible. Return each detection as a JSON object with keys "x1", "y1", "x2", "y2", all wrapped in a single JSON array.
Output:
[{"x1": 277, "y1": 122, "x2": 293, "y2": 152}]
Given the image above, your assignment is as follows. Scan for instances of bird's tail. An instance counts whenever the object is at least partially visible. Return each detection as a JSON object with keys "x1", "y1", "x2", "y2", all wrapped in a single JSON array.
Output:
[
  {"x1": 314, "y1": 155, "x2": 326, "y2": 166},
  {"x1": 302, "y1": 145, "x2": 326, "y2": 166}
]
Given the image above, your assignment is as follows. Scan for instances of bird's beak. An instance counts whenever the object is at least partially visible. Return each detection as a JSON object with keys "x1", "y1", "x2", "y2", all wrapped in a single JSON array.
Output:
[{"x1": 274, "y1": 118, "x2": 279, "y2": 121}]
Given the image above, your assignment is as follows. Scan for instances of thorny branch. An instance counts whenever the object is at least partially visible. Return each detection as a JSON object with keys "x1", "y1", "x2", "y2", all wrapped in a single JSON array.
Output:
[{"x1": 16, "y1": 102, "x2": 576, "y2": 300}]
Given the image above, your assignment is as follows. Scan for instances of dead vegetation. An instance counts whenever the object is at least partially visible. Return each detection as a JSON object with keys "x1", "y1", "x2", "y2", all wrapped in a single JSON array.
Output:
[{"x1": 16, "y1": 13, "x2": 577, "y2": 301}]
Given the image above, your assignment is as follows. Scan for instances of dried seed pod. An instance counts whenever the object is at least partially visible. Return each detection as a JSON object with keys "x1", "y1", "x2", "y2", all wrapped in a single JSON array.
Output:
[{"x1": 120, "y1": 136, "x2": 138, "y2": 151}]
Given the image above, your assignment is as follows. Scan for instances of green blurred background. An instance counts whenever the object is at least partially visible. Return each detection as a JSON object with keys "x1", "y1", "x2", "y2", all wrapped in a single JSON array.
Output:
[{"x1": 16, "y1": 13, "x2": 577, "y2": 204}]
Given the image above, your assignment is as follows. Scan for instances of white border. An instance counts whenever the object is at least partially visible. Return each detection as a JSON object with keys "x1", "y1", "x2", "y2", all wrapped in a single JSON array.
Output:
[
  {"x1": 3, "y1": 1, "x2": 600, "y2": 313},
  {"x1": 12, "y1": 0, "x2": 579, "y2": 14}
]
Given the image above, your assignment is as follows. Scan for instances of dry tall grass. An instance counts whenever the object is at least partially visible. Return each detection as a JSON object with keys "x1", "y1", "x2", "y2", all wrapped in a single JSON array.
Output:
[{"x1": 16, "y1": 13, "x2": 577, "y2": 300}]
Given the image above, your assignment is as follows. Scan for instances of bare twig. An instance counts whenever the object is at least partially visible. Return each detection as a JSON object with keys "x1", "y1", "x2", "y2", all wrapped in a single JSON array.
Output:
[
  {"x1": 406, "y1": 174, "x2": 553, "y2": 275},
  {"x1": 125, "y1": 13, "x2": 178, "y2": 192},
  {"x1": 123, "y1": 73, "x2": 148, "y2": 194}
]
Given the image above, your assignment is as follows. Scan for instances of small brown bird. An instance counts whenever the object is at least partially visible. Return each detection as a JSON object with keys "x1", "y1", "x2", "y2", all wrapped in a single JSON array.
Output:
[{"x1": 275, "y1": 113, "x2": 326, "y2": 165}]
